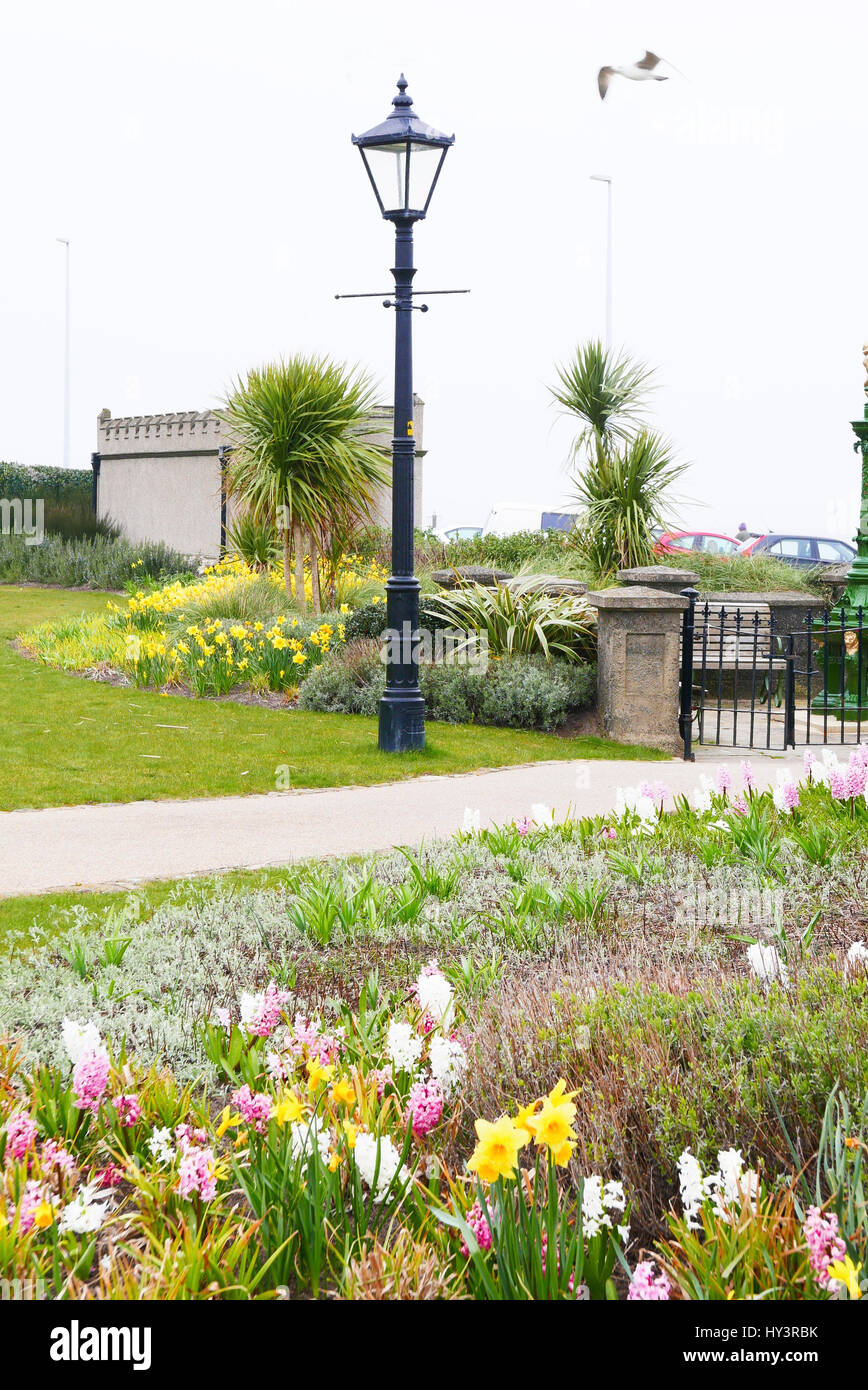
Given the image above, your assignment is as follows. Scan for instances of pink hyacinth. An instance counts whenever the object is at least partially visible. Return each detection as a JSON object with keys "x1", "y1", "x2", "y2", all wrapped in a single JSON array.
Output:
[
  {"x1": 516, "y1": 816, "x2": 531, "y2": 836},
  {"x1": 11, "y1": 1179, "x2": 48, "y2": 1233},
  {"x1": 600, "y1": 826, "x2": 617, "y2": 841},
  {"x1": 174, "y1": 1122, "x2": 209, "y2": 1146},
  {"x1": 782, "y1": 780, "x2": 800, "y2": 813},
  {"x1": 370, "y1": 1065, "x2": 393, "y2": 1099},
  {"x1": 829, "y1": 768, "x2": 848, "y2": 801},
  {"x1": 72, "y1": 1049, "x2": 110, "y2": 1114},
  {"x1": 845, "y1": 756, "x2": 867, "y2": 799},
  {"x1": 733, "y1": 793, "x2": 749, "y2": 816},
  {"x1": 408, "y1": 1079, "x2": 444, "y2": 1137},
  {"x1": 716, "y1": 765, "x2": 732, "y2": 795},
  {"x1": 40, "y1": 1139, "x2": 75, "y2": 1178},
  {"x1": 652, "y1": 781, "x2": 670, "y2": 806},
  {"x1": 803, "y1": 1206, "x2": 846, "y2": 1289},
  {"x1": 245, "y1": 980, "x2": 291, "y2": 1038},
  {"x1": 741, "y1": 759, "x2": 755, "y2": 791},
  {"x1": 638, "y1": 781, "x2": 655, "y2": 800},
  {"x1": 461, "y1": 1198, "x2": 493, "y2": 1256},
  {"x1": 114, "y1": 1094, "x2": 142, "y2": 1129},
  {"x1": 92, "y1": 1162, "x2": 124, "y2": 1189},
  {"x1": 804, "y1": 748, "x2": 816, "y2": 779},
  {"x1": 628, "y1": 1260, "x2": 672, "y2": 1300},
  {"x1": 5, "y1": 1112, "x2": 38, "y2": 1161},
  {"x1": 178, "y1": 1140, "x2": 217, "y2": 1202},
  {"x1": 230, "y1": 1085, "x2": 273, "y2": 1135}
]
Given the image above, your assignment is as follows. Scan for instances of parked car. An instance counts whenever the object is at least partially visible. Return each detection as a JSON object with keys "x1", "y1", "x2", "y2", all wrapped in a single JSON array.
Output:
[
  {"x1": 653, "y1": 530, "x2": 742, "y2": 557},
  {"x1": 439, "y1": 526, "x2": 483, "y2": 543},
  {"x1": 482, "y1": 502, "x2": 578, "y2": 536},
  {"x1": 738, "y1": 534, "x2": 856, "y2": 568}
]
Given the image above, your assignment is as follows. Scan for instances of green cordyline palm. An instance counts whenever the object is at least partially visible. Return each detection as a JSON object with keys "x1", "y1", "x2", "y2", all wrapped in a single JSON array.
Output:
[
  {"x1": 219, "y1": 356, "x2": 390, "y2": 609},
  {"x1": 551, "y1": 340, "x2": 655, "y2": 464},
  {"x1": 550, "y1": 340, "x2": 689, "y2": 579},
  {"x1": 572, "y1": 429, "x2": 688, "y2": 577}
]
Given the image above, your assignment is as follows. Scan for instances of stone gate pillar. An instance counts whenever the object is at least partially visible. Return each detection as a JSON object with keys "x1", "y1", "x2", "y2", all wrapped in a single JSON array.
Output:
[{"x1": 588, "y1": 585, "x2": 688, "y2": 754}]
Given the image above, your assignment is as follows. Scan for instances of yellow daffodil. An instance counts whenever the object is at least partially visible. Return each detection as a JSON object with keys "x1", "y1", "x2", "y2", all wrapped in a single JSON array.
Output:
[
  {"x1": 328, "y1": 1151, "x2": 342, "y2": 1172},
  {"x1": 292, "y1": 651, "x2": 307, "y2": 665},
  {"x1": 330, "y1": 1077, "x2": 356, "y2": 1108},
  {"x1": 828, "y1": 1255, "x2": 863, "y2": 1298},
  {"x1": 527, "y1": 1079, "x2": 578, "y2": 1158},
  {"x1": 215, "y1": 1105, "x2": 242, "y2": 1138},
  {"x1": 306, "y1": 1058, "x2": 335, "y2": 1092},
  {"x1": 467, "y1": 1115, "x2": 527, "y2": 1182},
  {"x1": 273, "y1": 1093, "x2": 306, "y2": 1126},
  {"x1": 514, "y1": 1100, "x2": 541, "y2": 1136},
  {"x1": 33, "y1": 1200, "x2": 55, "y2": 1230},
  {"x1": 342, "y1": 1120, "x2": 358, "y2": 1149}
]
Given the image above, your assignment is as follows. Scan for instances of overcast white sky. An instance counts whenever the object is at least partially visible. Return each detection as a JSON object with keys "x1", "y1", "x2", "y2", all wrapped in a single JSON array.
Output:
[{"x1": 1, "y1": 0, "x2": 866, "y2": 538}]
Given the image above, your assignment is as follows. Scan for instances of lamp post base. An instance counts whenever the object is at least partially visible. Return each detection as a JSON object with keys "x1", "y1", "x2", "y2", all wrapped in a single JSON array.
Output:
[{"x1": 378, "y1": 693, "x2": 426, "y2": 752}]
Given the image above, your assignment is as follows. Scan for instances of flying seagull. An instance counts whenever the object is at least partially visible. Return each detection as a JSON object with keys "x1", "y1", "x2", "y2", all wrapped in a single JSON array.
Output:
[{"x1": 598, "y1": 51, "x2": 669, "y2": 100}]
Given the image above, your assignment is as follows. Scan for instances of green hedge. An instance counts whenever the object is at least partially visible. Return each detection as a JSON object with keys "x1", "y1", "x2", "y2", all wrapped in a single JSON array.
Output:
[{"x1": 0, "y1": 462, "x2": 92, "y2": 506}]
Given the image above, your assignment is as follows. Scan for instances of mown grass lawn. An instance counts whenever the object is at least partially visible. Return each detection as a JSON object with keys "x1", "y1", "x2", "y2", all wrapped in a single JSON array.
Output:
[{"x1": 0, "y1": 585, "x2": 666, "y2": 812}]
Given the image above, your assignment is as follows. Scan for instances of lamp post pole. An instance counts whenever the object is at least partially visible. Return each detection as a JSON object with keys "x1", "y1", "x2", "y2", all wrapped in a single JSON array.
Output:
[
  {"x1": 352, "y1": 75, "x2": 453, "y2": 753},
  {"x1": 379, "y1": 214, "x2": 426, "y2": 751}
]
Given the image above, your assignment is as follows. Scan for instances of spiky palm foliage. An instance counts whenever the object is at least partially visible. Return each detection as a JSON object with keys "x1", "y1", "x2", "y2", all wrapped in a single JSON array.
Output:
[
  {"x1": 572, "y1": 429, "x2": 687, "y2": 576},
  {"x1": 219, "y1": 357, "x2": 390, "y2": 607},
  {"x1": 551, "y1": 340, "x2": 688, "y2": 578},
  {"x1": 551, "y1": 340, "x2": 655, "y2": 462}
]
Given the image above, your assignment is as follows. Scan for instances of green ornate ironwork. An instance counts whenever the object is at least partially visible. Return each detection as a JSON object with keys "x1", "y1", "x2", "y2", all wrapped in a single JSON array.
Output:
[{"x1": 811, "y1": 346, "x2": 868, "y2": 719}]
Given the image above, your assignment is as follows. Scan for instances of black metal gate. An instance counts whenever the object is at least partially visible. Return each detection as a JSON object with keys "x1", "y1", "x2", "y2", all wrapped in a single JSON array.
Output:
[{"x1": 679, "y1": 589, "x2": 868, "y2": 758}]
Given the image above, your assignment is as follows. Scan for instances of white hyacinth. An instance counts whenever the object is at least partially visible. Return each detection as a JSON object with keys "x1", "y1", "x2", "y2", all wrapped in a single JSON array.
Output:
[
  {"x1": 462, "y1": 807, "x2": 481, "y2": 834},
  {"x1": 531, "y1": 803, "x2": 555, "y2": 826},
  {"x1": 428, "y1": 1035, "x2": 467, "y2": 1097},
  {"x1": 61, "y1": 1018, "x2": 106, "y2": 1068},
  {"x1": 416, "y1": 968, "x2": 454, "y2": 1027},
  {"x1": 581, "y1": 1175, "x2": 629, "y2": 1239},
  {"x1": 59, "y1": 1183, "x2": 111, "y2": 1235},
  {"x1": 288, "y1": 1115, "x2": 331, "y2": 1166},
  {"x1": 386, "y1": 1020, "x2": 423, "y2": 1075},
  {"x1": 746, "y1": 941, "x2": 788, "y2": 986},
  {"x1": 845, "y1": 940, "x2": 868, "y2": 979},
  {"x1": 353, "y1": 1132, "x2": 409, "y2": 1201},
  {"x1": 147, "y1": 1126, "x2": 175, "y2": 1166},
  {"x1": 677, "y1": 1149, "x2": 711, "y2": 1229}
]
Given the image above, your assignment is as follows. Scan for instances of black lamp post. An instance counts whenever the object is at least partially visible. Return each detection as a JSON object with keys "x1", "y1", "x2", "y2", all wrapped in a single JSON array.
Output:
[{"x1": 353, "y1": 76, "x2": 454, "y2": 752}]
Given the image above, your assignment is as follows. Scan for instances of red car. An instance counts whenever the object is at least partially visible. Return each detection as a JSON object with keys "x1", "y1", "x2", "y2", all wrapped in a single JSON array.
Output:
[{"x1": 653, "y1": 530, "x2": 742, "y2": 558}]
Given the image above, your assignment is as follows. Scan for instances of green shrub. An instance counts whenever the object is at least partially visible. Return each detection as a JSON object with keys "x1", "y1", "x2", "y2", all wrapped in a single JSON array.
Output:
[
  {"x1": 224, "y1": 513, "x2": 280, "y2": 569},
  {"x1": 297, "y1": 638, "x2": 384, "y2": 715},
  {"x1": 354, "y1": 525, "x2": 573, "y2": 574},
  {"x1": 342, "y1": 601, "x2": 388, "y2": 643},
  {"x1": 299, "y1": 646, "x2": 595, "y2": 730},
  {"x1": 0, "y1": 533, "x2": 190, "y2": 589}
]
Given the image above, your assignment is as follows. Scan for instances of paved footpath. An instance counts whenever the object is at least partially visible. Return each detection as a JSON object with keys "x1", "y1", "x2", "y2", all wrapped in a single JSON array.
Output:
[{"x1": 0, "y1": 746, "x2": 805, "y2": 898}]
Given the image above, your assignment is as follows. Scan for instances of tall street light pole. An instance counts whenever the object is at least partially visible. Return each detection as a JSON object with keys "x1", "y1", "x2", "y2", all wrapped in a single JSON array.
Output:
[
  {"x1": 57, "y1": 237, "x2": 70, "y2": 469},
  {"x1": 590, "y1": 175, "x2": 612, "y2": 348},
  {"x1": 353, "y1": 76, "x2": 454, "y2": 752}
]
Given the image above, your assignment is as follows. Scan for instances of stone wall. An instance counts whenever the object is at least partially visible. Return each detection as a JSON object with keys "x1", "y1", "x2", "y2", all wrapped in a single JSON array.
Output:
[{"x1": 95, "y1": 398, "x2": 425, "y2": 561}]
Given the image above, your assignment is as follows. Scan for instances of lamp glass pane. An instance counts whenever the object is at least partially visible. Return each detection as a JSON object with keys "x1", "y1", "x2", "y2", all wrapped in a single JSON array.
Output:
[
  {"x1": 364, "y1": 145, "x2": 409, "y2": 213},
  {"x1": 406, "y1": 143, "x2": 444, "y2": 211}
]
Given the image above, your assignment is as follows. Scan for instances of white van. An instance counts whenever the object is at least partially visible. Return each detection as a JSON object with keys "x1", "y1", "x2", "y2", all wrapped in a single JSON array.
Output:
[{"x1": 482, "y1": 502, "x2": 577, "y2": 537}]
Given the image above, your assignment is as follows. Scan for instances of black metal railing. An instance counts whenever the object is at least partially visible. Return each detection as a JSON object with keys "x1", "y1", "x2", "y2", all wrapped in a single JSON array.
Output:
[{"x1": 680, "y1": 595, "x2": 868, "y2": 756}]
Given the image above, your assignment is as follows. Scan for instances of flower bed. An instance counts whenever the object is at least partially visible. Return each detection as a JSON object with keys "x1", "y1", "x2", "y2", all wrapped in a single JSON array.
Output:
[
  {"x1": 2, "y1": 752, "x2": 868, "y2": 1298},
  {"x1": 17, "y1": 553, "x2": 387, "y2": 699}
]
